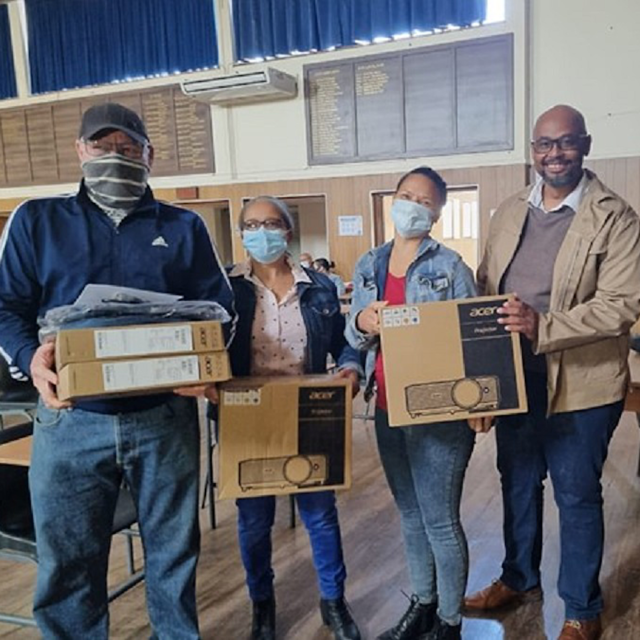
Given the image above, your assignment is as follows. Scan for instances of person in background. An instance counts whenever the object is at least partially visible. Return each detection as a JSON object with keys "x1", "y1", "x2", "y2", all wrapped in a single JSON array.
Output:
[
  {"x1": 464, "y1": 105, "x2": 640, "y2": 640},
  {"x1": 225, "y1": 196, "x2": 363, "y2": 640},
  {"x1": 299, "y1": 252, "x2": 314, "y2": 269},
  {"x1": 0, "y1": 103, "x2": 234, "y2": 638},
  {"x1": 314, "y1": 258, "x2": 347, "y2": 296},
  {"x1": 346, "y1": 167, "x2": 477, "y2": 640}
]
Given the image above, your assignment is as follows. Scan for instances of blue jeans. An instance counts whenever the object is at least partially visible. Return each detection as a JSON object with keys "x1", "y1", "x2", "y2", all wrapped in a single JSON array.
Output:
[
  {"x1": 236, "y1": 491, "x2": 347, "y2": 601},
  {"x1": 29, "y1": 396, "x2": 201, "y2": 639},
  {"x1": 496, "y1": 372, "x2": 622, "y2": 620},
  {"x1": 374, "y1": 409, "x2": 475, "y2": 625}
]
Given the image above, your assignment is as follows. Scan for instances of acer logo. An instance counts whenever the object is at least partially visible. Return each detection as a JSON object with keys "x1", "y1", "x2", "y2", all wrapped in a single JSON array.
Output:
[
  {"x1": 309, "y1": 391, "x2": 335, "y2": 400},
  {"x1": 469, "y1": 306, "x2": 499, "y2": 317}
]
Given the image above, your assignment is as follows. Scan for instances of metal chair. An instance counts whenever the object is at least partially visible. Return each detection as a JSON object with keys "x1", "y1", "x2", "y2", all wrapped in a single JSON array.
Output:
[
  {"x1": 0, "y1": 422, "x2": 145, "y2": 628},
  {"x1": 201, "y1": 413, "x2": 218, "y2": 529},
  {"x1": 0, "y1": 360, "x2": 38, "y2": 429}
]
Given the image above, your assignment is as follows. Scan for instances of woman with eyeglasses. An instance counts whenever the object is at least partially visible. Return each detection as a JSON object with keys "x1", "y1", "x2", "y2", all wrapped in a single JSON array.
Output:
[
  {"x1": 346, "y1": 167, "x2": 477, "y2": 640},
  {"x1": 223, "y1": 196, "x2": 363, "y2": 640}
]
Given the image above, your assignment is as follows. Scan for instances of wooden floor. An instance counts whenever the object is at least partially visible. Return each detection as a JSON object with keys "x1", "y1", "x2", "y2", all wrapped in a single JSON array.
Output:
[{"x1": 1, "y1": 400, "x2": 640, "y2": 639}]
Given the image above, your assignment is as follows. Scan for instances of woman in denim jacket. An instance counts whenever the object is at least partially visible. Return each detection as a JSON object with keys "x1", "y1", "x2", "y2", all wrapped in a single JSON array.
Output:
[
  {"x1": 226, "y1": 196, "x2": 363, "y2": 640},
  {"x1": 346, "y1": 167, "x2": 477, "y2": 640}
]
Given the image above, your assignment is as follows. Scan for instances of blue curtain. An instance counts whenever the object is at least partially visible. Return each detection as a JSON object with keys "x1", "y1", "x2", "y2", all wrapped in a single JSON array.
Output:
[
  {"x1": 234, "y1": 0, "x2": 487, "y2": 61},
  {"x1": 0, "y1": 5, "x2": 17, "y2": 99},
  {"x1": 26, "y1": 0, "x2": 219, "y2": 94}
]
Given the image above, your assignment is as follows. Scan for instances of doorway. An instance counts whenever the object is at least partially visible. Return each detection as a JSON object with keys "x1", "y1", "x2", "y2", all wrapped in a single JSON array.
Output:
[{"x1": 179, "y1": 200, "x2": 234, "y2": 268}]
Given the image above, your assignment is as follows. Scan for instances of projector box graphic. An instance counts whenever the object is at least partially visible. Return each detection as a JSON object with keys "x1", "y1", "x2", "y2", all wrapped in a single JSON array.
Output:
[{"x1": 379, "y1": 295, "x2": 527, "y2": 426}]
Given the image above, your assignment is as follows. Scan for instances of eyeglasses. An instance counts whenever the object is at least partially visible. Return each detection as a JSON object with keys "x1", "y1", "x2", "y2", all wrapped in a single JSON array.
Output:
[
  {"x1": 242, "y1": 218, "x2": 288, "y2": 231},
  {"x1": 530, "y1": 134, "x2": 589, "y2": 154},
  {"x1": 82, "y1": 138, "x2": 147, "y2": 160}
]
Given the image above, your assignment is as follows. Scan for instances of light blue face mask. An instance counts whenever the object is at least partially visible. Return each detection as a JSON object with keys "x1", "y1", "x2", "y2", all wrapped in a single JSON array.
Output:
[
  {"x1": 242, "y1": 228, "x2": 288, "y2": 264},
  {"x1": 391, "y1": 198, "x2": 438, "y2": 238}
]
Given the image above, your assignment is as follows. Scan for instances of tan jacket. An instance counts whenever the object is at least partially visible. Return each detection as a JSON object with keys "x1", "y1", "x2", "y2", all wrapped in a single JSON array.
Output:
[{"x1": 478, "y1": 170, "x2": 640, "y2": 414}]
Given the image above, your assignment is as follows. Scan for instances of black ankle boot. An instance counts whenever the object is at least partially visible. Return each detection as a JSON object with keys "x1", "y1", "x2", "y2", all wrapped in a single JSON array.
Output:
[
  {"x1": 425, "y1": 616, "x2": 461, "y2": 640},
  {"x1": 320, "y1": 597, "x2": 362, "y2": 640},
  {"x1": 251, "y1": 596, "x2": 275, "y2": 640},
  {"x1": 376, "y1": 595, "x2": 437, "y2": 640}
]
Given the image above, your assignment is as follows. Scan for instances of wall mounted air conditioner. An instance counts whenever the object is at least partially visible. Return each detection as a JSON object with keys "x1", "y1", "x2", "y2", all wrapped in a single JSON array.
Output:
[{"x1": 181, "y1": 68, "x2": 297, "y2": 106}]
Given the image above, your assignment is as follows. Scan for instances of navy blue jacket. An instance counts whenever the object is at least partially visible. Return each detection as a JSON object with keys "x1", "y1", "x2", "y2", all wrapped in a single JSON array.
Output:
[
  {"x1": 0, "y1": 183, "x2": 234, "y2": 409},
  {"x1": 228, "y1": 266, "x2": 362, "y2": 377}
]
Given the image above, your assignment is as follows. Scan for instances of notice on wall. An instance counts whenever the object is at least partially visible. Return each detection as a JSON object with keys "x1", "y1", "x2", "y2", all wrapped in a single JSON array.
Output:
[{"x1": 338, "y1": 215, "x2": 363, "y2": 237}]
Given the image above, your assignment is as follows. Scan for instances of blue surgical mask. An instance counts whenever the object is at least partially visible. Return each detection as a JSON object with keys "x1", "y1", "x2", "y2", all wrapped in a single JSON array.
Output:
[
  {"x1": 242, "y1": 228, "x2": 288, "y2": 264},
  {"x1": 391, "y1": 198, "x2": 437, "y2": 238}
]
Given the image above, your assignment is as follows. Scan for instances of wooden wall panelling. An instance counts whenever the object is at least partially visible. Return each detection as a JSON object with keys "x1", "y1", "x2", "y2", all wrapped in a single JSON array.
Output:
[
  {"x1": 26, "y1": 105, "x2": 59, "y2": 183},
  {"x1": 1, "y1": 110, "x2": 31, "y2": 184},
  {"x1": 0, "y1": 163, "x2": 533, "y2": 277},
  {"x1": 0, "y1": 197, "x2": 27, "y2": 214},
  {"x1": 153, "y1": 188, "x2": 179, "y2": 201},
  {"x1": 53, "y1": 101, "x2": 82, "y2": 183},
  {"x1": 586, "y1": 158, "x2": 640, "y2": 215},
  {"x1": 476, "y1": 166, "x2": 497, "y2": 259}
]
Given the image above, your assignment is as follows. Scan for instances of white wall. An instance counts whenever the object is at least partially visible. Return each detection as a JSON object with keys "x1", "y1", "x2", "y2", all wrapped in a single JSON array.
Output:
[{"x1": 530, "y1": 0, "x2": 640, "y2": 160}]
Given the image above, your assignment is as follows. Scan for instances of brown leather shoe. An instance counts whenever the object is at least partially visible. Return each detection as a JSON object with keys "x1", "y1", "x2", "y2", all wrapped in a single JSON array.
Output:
[
  {"x1": 557, "y1": 618, "x2": 602, "y2": 640},
  {"x1": 464, "y1": 579, "x2": 542, "y2": 611}
]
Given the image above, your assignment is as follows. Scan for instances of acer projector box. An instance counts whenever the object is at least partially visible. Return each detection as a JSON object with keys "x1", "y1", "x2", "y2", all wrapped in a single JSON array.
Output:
[
  {"x1": 379, "y1": 295, "x2": 527, "y2": 427},
  {"x1": 218, "y1": 376, "x2": 352, "y2": 499}
]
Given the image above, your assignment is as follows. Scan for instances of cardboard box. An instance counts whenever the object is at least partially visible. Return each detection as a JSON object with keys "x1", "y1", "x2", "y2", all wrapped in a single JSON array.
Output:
[
  {"x1": 57, "y1": 351, "x2": 230, "y2": 402},
  {"x1": 379, "y1": 295, "x2": 527, "y2": 426},
  {"x1": 55, "y1": 321, "x2": 225, "y2": 368},
  {"x1": 217, "y1": 376, "x2": 351, "y2": 499}
]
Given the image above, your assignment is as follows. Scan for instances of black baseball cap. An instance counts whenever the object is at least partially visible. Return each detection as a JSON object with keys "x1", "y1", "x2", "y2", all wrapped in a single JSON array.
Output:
[{"x1": 79, "y1": 102, "x2": 149, "y2": 144}]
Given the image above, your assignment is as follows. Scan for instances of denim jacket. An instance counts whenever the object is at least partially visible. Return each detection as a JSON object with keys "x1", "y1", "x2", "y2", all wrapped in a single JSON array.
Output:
[
  {"x1": 345, "y1": 237, "x2": 477, "y2": 397},
  {"x1": 228, "y1": 265, "x2": 363, "y2": 377}
]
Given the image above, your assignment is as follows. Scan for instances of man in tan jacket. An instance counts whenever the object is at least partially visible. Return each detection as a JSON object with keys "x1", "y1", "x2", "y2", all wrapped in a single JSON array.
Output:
[{"x1": 464, "y1": 105, "x2": 640, "y2": 640}]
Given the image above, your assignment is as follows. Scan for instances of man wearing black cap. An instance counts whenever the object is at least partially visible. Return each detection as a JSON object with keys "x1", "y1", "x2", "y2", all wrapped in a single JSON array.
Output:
[
  {"x1": 77, "y1": 102, "x2": 155, "y2": 223},
  {"x1": 0, "y1": 102, "x2": 234, "y2": 638}
]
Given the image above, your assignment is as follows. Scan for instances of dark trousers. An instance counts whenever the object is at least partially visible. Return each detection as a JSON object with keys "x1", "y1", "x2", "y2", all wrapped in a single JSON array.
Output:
[
  {"x1": 236, "y1": 491, "x2": 346, "y2": 601},
  {"x1": 496, "y1": 372, "x2": 622, "y2": 619}
]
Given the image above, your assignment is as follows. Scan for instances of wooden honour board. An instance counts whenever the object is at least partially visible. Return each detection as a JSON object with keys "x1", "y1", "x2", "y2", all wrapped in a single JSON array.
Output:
[{"x1": 0, "y1": 85, "x2": 214, "y2": 186}]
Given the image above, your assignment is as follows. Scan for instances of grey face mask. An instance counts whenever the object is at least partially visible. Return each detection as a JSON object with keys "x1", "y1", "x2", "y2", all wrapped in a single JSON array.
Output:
[{"x1": 82, "y1": 155, "x2": 149, "y2": 212}]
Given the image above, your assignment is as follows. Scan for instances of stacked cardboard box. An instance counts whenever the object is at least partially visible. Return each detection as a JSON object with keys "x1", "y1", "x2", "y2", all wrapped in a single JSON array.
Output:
[
  {"x1": 56, "y1": 320, "x2": 230, "y2": 401},
  {"x1": 217, "y1": 376, "x2": 351, "y2": 499}
]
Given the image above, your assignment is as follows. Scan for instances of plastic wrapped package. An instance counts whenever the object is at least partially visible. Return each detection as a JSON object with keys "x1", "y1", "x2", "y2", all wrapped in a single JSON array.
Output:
[{"x1": 38, "y1": 300, "x2": 232, "y2": 343}]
